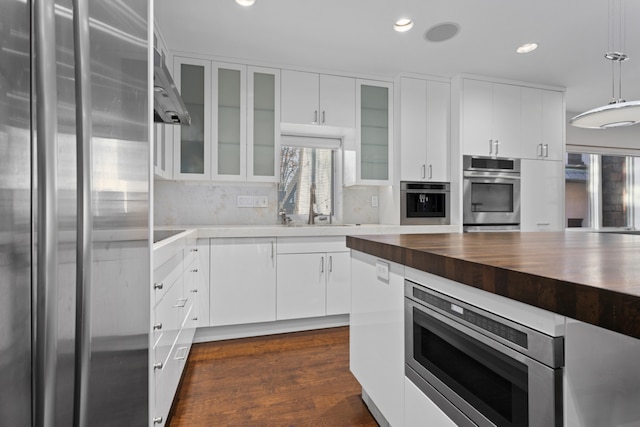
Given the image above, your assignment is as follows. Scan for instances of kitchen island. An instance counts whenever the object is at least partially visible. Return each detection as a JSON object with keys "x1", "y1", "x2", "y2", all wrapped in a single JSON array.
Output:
[{"x1": 347, "y1": 231, "x2": 640, "y2": 427}]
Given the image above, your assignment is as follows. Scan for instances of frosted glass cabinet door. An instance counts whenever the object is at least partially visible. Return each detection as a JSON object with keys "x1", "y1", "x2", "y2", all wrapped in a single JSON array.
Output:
[
  {"x1": 173, "y1": 57, "x2": 211, "y2": 180},
  {"x1": 356, "y1": 80, "x2": 393, "y2": 185},
  {"x1": 213, "y1": 62, "x2": 246, "y2": 180},
  {"x1": 247, "y1": 66, "x2": 280, "y2": 182}
]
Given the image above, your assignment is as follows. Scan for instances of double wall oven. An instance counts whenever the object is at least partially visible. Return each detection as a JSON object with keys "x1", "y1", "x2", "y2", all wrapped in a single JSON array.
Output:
[
  {"x1": 463, "y1": 156, "x2": 520, "y2": 231},
  {"x1": 405, "y1": 279, "x2": 564, "y2": 427}
]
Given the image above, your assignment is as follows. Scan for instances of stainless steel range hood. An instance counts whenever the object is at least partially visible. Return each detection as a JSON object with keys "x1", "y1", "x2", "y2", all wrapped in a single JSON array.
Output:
[{"x1": 153, "y1": 48, "x2": 191, "y2": 125}]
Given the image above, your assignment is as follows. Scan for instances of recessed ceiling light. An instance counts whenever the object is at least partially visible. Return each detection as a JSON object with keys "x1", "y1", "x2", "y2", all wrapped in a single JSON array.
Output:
[
  {"x1": 235, "y1": 0, "x2": 255, "y2": 6},
  {"x1": 516, "y1": 43, "x2": 538, "y2": 54},
  {"x1": 394, "y1": 18, "x2": 414, "y2": 33},
  {"x1": 424, "y1": 23, "x2": 460, "y2": 42}
]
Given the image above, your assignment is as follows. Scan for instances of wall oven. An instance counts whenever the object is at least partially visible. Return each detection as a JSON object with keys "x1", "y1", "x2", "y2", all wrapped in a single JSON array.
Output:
[
  {"x1": 463, "y1": 156, "x2": 520, "y2": 231},
  {"x1": 401, "y1": 181, "x2": 450, "y2": 225},
  {"x1": 405, "y1": 279, "x2": 564, "y2": 427}
]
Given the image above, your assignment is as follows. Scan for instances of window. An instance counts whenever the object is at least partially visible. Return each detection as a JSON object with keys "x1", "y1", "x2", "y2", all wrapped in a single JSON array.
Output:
[
  {"x1": 565, "y1": 152, "x2": 637, "y2": 229},
  {"x1": 278, "y1": 145, "x2": 335, "y2": 222}
]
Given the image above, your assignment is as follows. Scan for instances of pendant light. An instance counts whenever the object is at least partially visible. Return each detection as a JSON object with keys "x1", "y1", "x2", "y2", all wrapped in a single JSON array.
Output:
[{"x1": 570, "y1": 0, "x2": 640, "y2": 129}]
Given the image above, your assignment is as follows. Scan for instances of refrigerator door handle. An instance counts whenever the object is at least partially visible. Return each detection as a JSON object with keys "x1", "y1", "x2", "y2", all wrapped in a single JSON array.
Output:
[
  {"x1": 34, "y1": 0, "x2": 60, "y2": 426},
  {"x1": 72, "y1": 0, "x2": 94, "y2": 426}
]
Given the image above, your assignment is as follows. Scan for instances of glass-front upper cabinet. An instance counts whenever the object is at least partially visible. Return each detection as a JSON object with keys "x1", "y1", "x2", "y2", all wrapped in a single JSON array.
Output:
[
  {"x1": 346, "y1": 80, "x2": 393, "y2": 186},
  {"x1": 173, "y1": 57, "x2": 211, "y2": 180},
  {"x1": 247, "y1": 66, "x2": 280, "y2": 182},
  {"x1": 212, "y1": 62, "x2": 246, "y2": 181}
]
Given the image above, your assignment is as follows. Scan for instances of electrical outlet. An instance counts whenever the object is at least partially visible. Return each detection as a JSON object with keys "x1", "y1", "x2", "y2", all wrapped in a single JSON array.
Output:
[
  {"x1": 371, "y1": 196, "x2": 379, "y2": 207},
  {"x1": 253, "y1": 195, "x2": 268, "y2": 208},
  {"x1": 237, "y1": 195, "x2": 254, "y2": 208}
]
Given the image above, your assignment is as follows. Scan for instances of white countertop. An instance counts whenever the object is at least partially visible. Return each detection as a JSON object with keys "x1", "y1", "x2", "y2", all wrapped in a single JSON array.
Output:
[{"x1": 153, "y1": 224, "x2": 459, "y2": 249}]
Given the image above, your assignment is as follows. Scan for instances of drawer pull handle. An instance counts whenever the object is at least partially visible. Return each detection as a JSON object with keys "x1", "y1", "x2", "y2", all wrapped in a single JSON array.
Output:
[
  {"x1": 173, "y1": 298, "x2": 187, "y2": 308},
  {"x1": 191, "y1": 269, "x2": 198, "y2": 273},
  {"x1": 192, "y1": 317, "x2": 198, "y2": 321},
  {"x1": 153, "y1": 416, "x2": 163, "y2": 424},
  {"x1": 190, "y1": 289, "x2": 198, "y2": 293},
  {"x1": 153, "y1": 322, "x2": 163, "y2": 330},
  {"x1": 153, "y1": 362, "x2": 163, "y2": 370},
  {"x1": 190, "y1": 248, "x2": 198, "y2": 252},
  {"x1": 153, "y1": 282, "x2": 163, "y2": 290}
]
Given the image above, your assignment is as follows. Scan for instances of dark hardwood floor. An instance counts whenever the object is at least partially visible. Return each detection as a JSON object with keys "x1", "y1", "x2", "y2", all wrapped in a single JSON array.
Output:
[{"x1": 168, "y1": 326, "x2": 378, "y2": 426}]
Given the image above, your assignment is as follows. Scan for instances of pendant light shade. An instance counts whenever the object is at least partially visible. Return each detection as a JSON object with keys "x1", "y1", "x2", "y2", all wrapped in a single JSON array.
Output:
[
  {"x1": 570, "y1": 0, "x2": 640, "y2": 129},
  {"x1": 570, "y1": 100, "x2": 640, "y2": 129}
]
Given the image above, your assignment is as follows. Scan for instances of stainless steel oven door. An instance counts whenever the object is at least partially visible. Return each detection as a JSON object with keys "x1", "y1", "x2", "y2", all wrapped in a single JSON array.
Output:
[
  {"x1": 463, "y1": 172, "x2": 520, "y2": 226},
  {"x1": 405, "y1": 298, "x2": 562, "y2": 427}
]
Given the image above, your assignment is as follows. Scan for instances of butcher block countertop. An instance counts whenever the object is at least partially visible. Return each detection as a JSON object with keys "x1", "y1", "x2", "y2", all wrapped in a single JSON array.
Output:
[{"x1": 346, "y1": 231, "x2": 640, "y2": 340}]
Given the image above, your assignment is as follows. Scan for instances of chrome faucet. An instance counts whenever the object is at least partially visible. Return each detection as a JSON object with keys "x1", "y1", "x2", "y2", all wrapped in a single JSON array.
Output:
[
  {"x1": 279, "y1": 210, "x2": 292, "y2": 226},
  {"x1": 308, "y1": 183, "x2": 319, "y2": 225}
]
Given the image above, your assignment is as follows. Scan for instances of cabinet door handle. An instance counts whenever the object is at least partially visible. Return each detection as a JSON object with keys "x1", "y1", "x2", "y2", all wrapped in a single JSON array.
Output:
[
  {"x1": 314, "y1": 110, "x2": 318, "y2": 124},
  {"x1": 537, "y1": 143, "x2": 543, "y2": 157},
  {"x1": 153, "y1": 282, "x2": 163, "y2": 290},
  {"x1": 329, "y1": 255, "x2": 333, "y2": 273},
  {"x1": 153, "y1": 322, "x2": 163, "y2": 330},
  {"x1": 543, "y1": 144, "x2": 549, "y2": 158},
  {"x1": 421, "y1": 164, "x2": 425, "y2": 179},
  {"x1": 322, "y1": 110, "x2": 326, "y2": 124},
  {"x1": 494, "y1": 140, "x2": 499, "y2": 155},
  {"x1": 489, "y1": 139, "x2": 493, "y2": 155},
  {"x1": 271, "y1": 241, "x2": 274, "y2": 264},
  {"x1": 428, "y1": 165, "x2": 433, "y2": 179},
  {"x1": 320, "y1": 256, "x2": 325, "y2": 273},
  {"x1": 153, "y1": 362, "x2": 163, "y2": 370}
]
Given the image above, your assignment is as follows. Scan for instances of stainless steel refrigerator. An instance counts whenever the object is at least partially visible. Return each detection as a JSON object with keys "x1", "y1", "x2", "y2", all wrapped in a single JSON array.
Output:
[{"x1": 0, "y1": 0, "x2": 150, "y2": 426}]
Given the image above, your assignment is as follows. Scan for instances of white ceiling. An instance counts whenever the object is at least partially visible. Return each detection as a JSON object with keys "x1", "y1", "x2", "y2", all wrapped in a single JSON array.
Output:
[{"x1": 156, "y1": 0, "x2": 640, "y2": 115}]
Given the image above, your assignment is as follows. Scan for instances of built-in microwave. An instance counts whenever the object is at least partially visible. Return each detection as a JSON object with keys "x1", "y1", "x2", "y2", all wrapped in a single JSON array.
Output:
[
  {"x1": 463, "y1": 156, "x2": 520, "y2": 231},
  {"x1": 401, "y1": 182, "x2": 450, "y2": 225}
]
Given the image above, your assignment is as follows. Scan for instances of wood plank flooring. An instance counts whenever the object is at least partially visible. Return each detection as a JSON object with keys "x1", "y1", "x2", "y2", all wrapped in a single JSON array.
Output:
[{"x1": 168, "y1": 327, "x2": 378, "y2": 426}]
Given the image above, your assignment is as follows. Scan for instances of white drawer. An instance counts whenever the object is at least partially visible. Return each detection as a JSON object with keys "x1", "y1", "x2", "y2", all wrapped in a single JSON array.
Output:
[
  {"x1": 153, "y1": 250, "x2": 183, "y2": 304},
  {"x1": 277, "y1": 236, "x2": 348, "y2": 254}
]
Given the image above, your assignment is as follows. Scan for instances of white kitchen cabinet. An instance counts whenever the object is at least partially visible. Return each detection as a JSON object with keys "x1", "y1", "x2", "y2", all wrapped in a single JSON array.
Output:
[
  {"x1": 247, "y1": 66, "x2": 281, "y2": 182},
  {"x1": 404, "y1": 377, "x2": 457, "y2": 427},
  {"x1": 277, "y1": 253, "x2": 327, "y2": 320},
  {"x1": 281, "y1": 70, "x2": 355, "y2": 127},
  {"x1": 345, "y1": 80, "x2": 393, "y2": 186},
  {"x1": 212, "y1": 62, "x2": 247, "y2": 180},
  {"x1": 521, "y1": 87, "x2": 564, "y2": 161},
  {"x1": 173, "y1": 56, "x2": 212, "y2": 180},
  {"x1": 462, "y1": 79, "x2": 521, "y2": 158},
  {"x1": 350, "y1": 250, "x2": 405, "y2": 427},
  {"x1": 520, "y1": 159, "x2": 564, "y2": 231},
  {"x1": 400, "y1": 77, "x2": 450, "y2": 182},
  {"x1": 153, "y1": 30, "x2": 173, "y2": 179},
  {"x1": 152, "y1": 231, "x2": 200, "y2": 427},
  {"x1": 209, "y1": 237, "x2": 277, "y2": 326},
  {"x1": 276, "y1": 237, "x2": 351, "y2": 320}
]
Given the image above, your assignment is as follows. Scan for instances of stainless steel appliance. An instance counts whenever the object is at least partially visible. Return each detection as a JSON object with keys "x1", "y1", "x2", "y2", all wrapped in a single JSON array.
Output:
[
  {"x1": 405, "y1": 279, "x2": 564, "y2": 427},
  {"x1": 463, "y1": 156, "x2": 521, "y2": 231},
  {"x1": 1, "y1": 1, "x2": 149, "y2": 426},
  {"x1": 401, "y1": 182, "x2": 450, "y2": 225}
]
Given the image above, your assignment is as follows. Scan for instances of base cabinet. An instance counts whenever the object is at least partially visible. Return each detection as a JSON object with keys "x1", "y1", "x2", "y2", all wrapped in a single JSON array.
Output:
[
  {"x1": 209, "y1": 237, "x2": 277, "y2": 326},
  {"x1": 350, "y1": 251, "x2": 405, "y2": 427},
  {"x1": 404, "y1": 377, "x2": 457, "y2": 427},
  {"x1": 276, "y1": 237, "x2": 351, "y2": 320},
  {"x1": 521, "y1": 159, "x2": 564, "y2": 231}
]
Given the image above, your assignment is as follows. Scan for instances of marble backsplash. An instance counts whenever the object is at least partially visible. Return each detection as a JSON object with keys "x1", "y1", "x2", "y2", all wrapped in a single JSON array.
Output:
[{"x1": 154, "y1": 180, "x2": 381, "y2": 226}]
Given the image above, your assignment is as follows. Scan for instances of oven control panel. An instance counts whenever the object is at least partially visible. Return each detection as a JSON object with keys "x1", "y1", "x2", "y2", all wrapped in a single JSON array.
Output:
[{"x1": 413, "y1": 286, "x2": 528, "y2": 348}]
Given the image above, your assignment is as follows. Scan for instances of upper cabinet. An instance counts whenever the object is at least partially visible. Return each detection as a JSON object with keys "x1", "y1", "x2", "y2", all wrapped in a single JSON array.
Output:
[
  {"x1": 399, "y1": 77, "x2": 450, "y2": 182},
  {"x1": 247, "y1": 66, "x2": 281, "y2": 182},
  {"x1": 345, "y1": 80, "x2": 393, "y2": 186},
  {"x1": 172, "y1": 57, "x2": 280, "y2": 182},
  {"x1": 458, "y1": 76, "x2": 565, "y2": 160},
  {"x1": 462, "y1": 79, "x2": 521, "y2": 158},
  {"x1": 173, "y1": 57, "x2": 211, "y2": 180},
  {"x1": 281, "y1": 71, "x2": 355, "y2": 127},
  {"x1": 520, "y1": 87, "x2": 564, "y2": 161}
]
